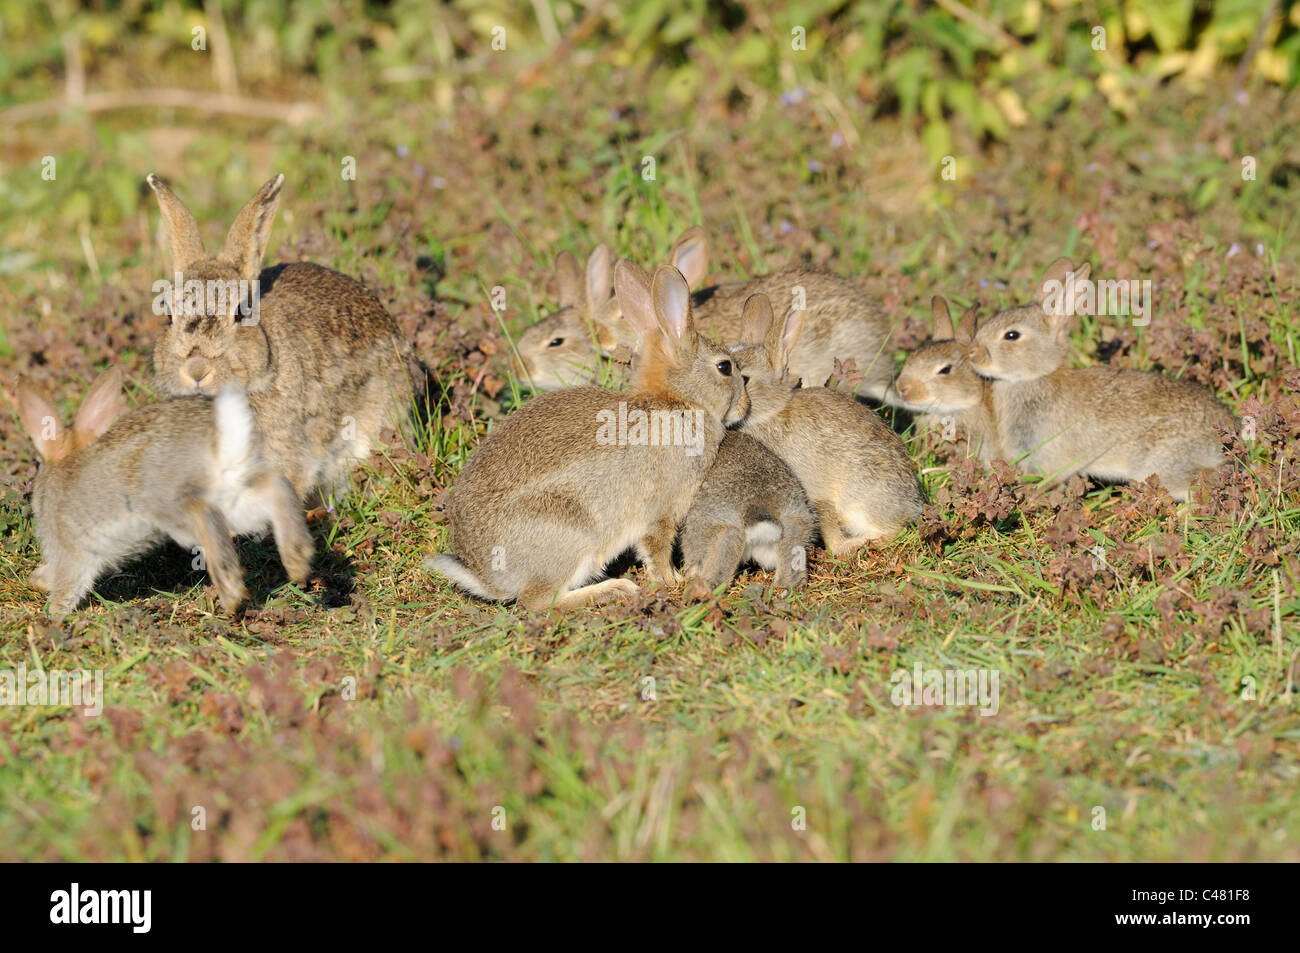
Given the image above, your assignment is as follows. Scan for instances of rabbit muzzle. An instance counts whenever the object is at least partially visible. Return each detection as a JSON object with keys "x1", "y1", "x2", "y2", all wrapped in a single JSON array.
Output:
[
  {"x1": 968, "y1": 343, "x2": 993, "y2": 376},
  {"x1": 180, "y1": 355, "x2": 217, "y2": 391}
]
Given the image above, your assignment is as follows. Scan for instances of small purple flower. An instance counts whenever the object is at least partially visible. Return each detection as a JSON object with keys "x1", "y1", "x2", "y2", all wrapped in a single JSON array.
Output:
[
  {"x1": 979, "y1": 277, "x2": 990, "y2": 289},
  {"x1": 396, "y1": 144, "x2": 409, "y2": 158},
  {"x1": 1256, "y1": 242, "x2": 1265, "y2": 256},
  {"x1": 1147, "y1": 240, "x2": 1159, "y2": 249},
  {"x1": 808, "y1": 159, "x2": 823, "y2": 173},
  {"x1": 779, "y1": 220, "x2": 793, "y2": 235},
  {"x1": 994, "y1": 281, "x2": 1006, "y2": 290},
  {"x1": 1227, "y1": 242, "x2": 1241, "y2": 258},
  {"x1": 830, "y1": 131, "x2": 845, "y2": 149},
  {"x1": 780, "y1": 87, "x2": 806, "y2": 106}
]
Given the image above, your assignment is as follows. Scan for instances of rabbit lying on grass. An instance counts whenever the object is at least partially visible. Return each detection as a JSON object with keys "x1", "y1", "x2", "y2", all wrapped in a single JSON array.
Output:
[
  {"x1": 7, "y1": 368, "x2": 313, "y2": 621},
  {"x1": 427, "y1": 261, "x2": 748, "y2": 610},
  {"x1": 146, "y1": 173, "x2": 424, "y2": 501},
  {"x1": 969, "y1": 258, "x2": 1235, "y2": 501}
]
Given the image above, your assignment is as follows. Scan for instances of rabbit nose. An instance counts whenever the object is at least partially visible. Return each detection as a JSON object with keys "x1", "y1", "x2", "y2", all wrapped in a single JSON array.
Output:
[{"x1": 181, "y1": 355, "x2": 215, "y2": 389}]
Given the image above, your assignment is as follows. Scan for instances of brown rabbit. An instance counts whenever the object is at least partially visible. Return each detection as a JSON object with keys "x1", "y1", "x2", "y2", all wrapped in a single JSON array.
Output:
[
  {"x1": 8, "y1": 367, "x2": 313, "y2": 621},
  {"x1": 426, "y1": 261, "x2": 748, "y2": 610},
  {"x1": 888, "y1": 296, "x2": 1001, "y2": 463},
  {"x1": 969, "y1": 258, "x2": 1235, "y2": 501},
  {"x1": 512, "y1": 226, "x2": 897, "y2": 399},
  {"x1": 511, "y1": 228, "x2": 707, "y2": 390},
  {"x1": 735, "y1": 295, "x2": 923, "y2": 555},
  {"x1": 511, "y1": 243, "x2": 622, "y2": 389},
  {"x1": 146, "y1": 173, "x2": 423, "y2": 501},
  {"x1": 680, "y1": 431, "x2": 814, "y2": 591}
]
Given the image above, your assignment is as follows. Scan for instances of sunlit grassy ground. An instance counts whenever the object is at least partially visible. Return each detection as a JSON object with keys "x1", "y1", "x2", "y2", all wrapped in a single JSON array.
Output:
[{"x1": 1, "y1": 10, "x2": 1298, "y2": 860}]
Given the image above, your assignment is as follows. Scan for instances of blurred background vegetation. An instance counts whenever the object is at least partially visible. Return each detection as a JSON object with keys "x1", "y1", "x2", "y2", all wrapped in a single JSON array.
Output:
[{"x1": 2, "y1": 1, "x2": 1296, "y2": 227}]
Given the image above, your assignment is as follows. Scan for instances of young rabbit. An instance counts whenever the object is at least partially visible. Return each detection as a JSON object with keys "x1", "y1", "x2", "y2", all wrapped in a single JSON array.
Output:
[
  {"x1": 968, "y1": 258, "x2": 1235, "y2": 501},
  {"x1": 511, "y1": 228, "x2": 706, "y2": 390},
  {"x1": 9, "y1": 367, "x2": 313, "y2": 621},
  {"x1": 888, "y1": 296, "x2": 1001, "y2": 463},
  {"x1": 680, "y1": 431, "x2": 814, "y2": 591},
  {"x1": 426, "y1": 261, "x2": 748, "y2": 610},
  {"x1": 511, "y1": 243, "x2": 622, "y2": 389},
  {"x1": 146, "y1": 173, "x2": 423, "y2": 501},
  {"x1": 735, "y1": 295, "x2": 923, "y2": 555}
]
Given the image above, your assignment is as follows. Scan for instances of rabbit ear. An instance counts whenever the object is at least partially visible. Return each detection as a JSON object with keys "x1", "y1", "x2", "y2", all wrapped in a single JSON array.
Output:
[
  {"x1": 555, "y1": 251, "x2": 583, "y2": 309},
  {"x1": 73, "y1": 367, "x2": 123, "y2": 447},
  {"x1": 669, "y1": 226, "x2": 709, "y2": 289},
  {"x1": 931, "y1": 296, "x2": 954, "y2": 341},
  {"x1": 613, "y1": 259, "x2": 659, "y2": 349},
  {"x1": 584, "y1": 244, "x2": 614, "y2": 316},
  {"x1": 955, "y1": 303, "x2": 979, "y2": 343},
  {"x1": 740, "y1": 294, "x2": 774, "y2": 347},
  {"x1": 651, "y1": 265, "x2": 693, "y2": 346},
  {"x1": 220, "y1": 174, "x2": 284, "y2": 281},
  {"x1": 1065, "y1": 262, "x2": 1092, "y2": 317},
  {"x1": 1034, "y1": 258, "x2": 1074, "y2": 304},
  {"x1": 147, "y1": 173, "x2": 206, "y2": 272},
  {"x1": 12, "y1": 378, "x2": 67, "y2": 463},
  {"x1": 779, "y1": 305, "x2": 805, "y2": 365}
]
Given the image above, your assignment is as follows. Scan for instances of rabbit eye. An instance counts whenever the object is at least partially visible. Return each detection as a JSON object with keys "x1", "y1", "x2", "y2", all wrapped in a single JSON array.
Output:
[
  {"x1": 1003, "y1": 330, "x2": 1020, "y2": 341},
  {"x1": 716, "y1": 359, "x2": 732, "y2": 377},
  {"x1": 548, "y1": 337, "x2": 565, "y2": 348},
  {"x1": 938, "y1": 364, "x2": 952, "y2": 375}
]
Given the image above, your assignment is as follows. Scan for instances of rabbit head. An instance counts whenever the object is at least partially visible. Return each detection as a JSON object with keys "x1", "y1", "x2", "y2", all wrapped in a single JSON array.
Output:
[
  {"x1": 11, "y1": 368, "x2": 124, "y2": 598},
  {"x1": 512, "y1": 228, "x2": 712, "y2": 390},
  {"x1": 147, "y1": 173, "x2": 283, "y2": 397},
  {"x1": 970, "y1": 258, "x2": 1090, "y2": 382},
  {"x1": 892, "y1": 296, "x2": 984, "y2": 413},
  {"x1": 513, "y1": 244, "x2": 623, "y2": 389},
  {"x1": 12, "y1": 367, "x2": 123, "y2": 470},
  {"x1": 613, "y1": 260, "x2": 749, "y2": 427},
  {"x1": 731, "y1": 294, "x2": 805, "y2": 425}
]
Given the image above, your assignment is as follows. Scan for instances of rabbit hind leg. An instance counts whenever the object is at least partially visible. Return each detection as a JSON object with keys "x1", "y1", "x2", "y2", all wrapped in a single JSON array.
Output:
[
  {"x1": 184, "y1": 497, "x2": 247, "y2": 614},
  {"x1": 246, "y1": 471, "x2": 314, "y2": 585}
]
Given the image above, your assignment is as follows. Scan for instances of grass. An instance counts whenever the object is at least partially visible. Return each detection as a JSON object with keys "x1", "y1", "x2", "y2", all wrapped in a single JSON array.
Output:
[{"x1": 0, "y1": 7, "x2": 1298, "y2": 861}]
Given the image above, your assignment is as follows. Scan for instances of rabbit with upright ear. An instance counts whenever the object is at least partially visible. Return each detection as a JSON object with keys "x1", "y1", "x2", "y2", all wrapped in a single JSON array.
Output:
[
  {"x1": 8, "y1": 367, "x2": 313, "y2": 621},
  {"x1": 520, "y1": 225, "x2": 900, "y2": 401},
  {"x1": 512, "y1": 244, "x2": 623, "y2": 389},
  {"x1": 426, "y1": 262, "x2": 748, "y2": 610},
  {"x1": 680, "y1": 426, "x2": 815, "y2": 592},
  {"x1": 693, "y1": 273, "x2": 897, "y2": 401},
  {"x1": 735, "y1": 295, "x2": 923, "y2": 555},
  {"x1": 969, "y1": 257, "x2": 1235, "y2": 501},
  {"x1": 145, "y1": 173, "x2": 424, "y2": 502},
  {"x1": 512, "y1": 227, "x2": 710, "y2": 391},
  {"x1": 888, "y1": 296, "x2": 1001, "y2": 463}
]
